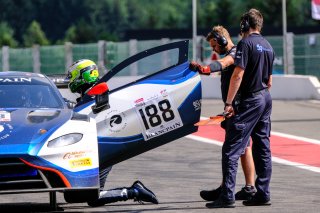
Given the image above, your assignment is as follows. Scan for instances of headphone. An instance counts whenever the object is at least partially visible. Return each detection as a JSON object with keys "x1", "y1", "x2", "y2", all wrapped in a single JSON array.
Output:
[
  {"x1": 212, "y1": 31, "x2": 228, "y2": 47},
  {"x1": 240, "y1": 15, "x2": 250, "y2": 33}
]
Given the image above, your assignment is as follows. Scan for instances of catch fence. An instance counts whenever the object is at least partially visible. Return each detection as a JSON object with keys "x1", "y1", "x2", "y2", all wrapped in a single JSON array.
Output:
[{"x1": 0, "y1": 34, "x2": 319, "y2": 79}]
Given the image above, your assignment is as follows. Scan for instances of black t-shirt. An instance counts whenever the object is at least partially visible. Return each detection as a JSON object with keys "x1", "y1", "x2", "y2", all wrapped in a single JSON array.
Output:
[
  {"x1": 234, "y1": 33, "x2": 275, "y2": 95},
  {"x1": 221, "y1": 46, "x2": 237, "y2": 103}
]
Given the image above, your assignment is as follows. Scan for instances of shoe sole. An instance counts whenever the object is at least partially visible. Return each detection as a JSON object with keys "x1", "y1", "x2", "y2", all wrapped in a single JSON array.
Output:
[
  {"x1": 206, "y1": 201, "x2": 235, "y2": 208},
  {"x1": 206, "y1": 204, "x2": 236, "y2": 208},
  {"x1": 243, "y1": 201, "x2": 271, "y2": 206}
]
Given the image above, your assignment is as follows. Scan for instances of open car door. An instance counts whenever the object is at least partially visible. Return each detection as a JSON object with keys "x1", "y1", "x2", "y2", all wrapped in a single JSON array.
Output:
[{"x1": 74, "y1": 40, "x2": 202, "y2": 168}]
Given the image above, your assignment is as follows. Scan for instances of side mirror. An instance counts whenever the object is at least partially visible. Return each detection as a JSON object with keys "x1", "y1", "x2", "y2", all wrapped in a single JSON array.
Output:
[
  {"x1": 87, "y1": 82, "x2": 110, "y2": 114},
  {"x1": 63, "y1": 98, "x2": 76, "y2": 109}
]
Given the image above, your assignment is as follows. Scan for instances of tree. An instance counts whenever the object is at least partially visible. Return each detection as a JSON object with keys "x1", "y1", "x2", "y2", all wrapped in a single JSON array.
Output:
[
  {"x1": 23, "y1": 20, "x2": 50, "y2": 47},
  {"x1": 63, "y1": 19, "x2": 96, "y2": 43},
  {"x1": 0, "y1": 22, "x2": 18, "y2": 47}
]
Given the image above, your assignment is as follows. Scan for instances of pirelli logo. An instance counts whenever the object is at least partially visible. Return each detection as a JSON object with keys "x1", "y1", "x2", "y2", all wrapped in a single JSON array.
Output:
[{"x1": 69, "y1": 158, "x2": 92, "y2": 168}]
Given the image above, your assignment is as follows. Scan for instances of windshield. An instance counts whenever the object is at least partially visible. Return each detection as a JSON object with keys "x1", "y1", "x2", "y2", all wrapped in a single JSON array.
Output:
[{"x1": 0, "y1": 84, "x2": 63, "y2": 108}]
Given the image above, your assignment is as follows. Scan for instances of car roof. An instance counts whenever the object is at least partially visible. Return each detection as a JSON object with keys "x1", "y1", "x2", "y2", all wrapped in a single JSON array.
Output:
[{"x1": 0, "y1": 71, "x2": 46, "y2": 78}]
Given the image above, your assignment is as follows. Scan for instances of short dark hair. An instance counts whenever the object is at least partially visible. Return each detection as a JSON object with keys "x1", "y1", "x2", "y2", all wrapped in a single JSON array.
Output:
[{"x1": 241, "y1": 8, "x2": 263, "y2": 32}]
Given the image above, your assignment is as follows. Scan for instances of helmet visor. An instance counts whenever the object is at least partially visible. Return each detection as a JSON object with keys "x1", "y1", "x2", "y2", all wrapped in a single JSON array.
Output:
[{"x1": 82, "y1": 65, "x2": 99, "y2": 83}]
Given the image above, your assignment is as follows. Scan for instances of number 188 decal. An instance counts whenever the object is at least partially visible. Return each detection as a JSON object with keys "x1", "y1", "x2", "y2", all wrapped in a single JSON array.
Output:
[{"x1": 135, "y1": 97, "x2": 183, "y2": 141}]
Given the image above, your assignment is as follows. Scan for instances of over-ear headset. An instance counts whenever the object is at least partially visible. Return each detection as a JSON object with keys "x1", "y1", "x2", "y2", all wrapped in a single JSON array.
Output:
[
  {"x1": 240, "y1": 15, "x2": 250, "y2": 33},
  {"x1": 212, "y1": 31, "x2": 228, "y2": 47}
]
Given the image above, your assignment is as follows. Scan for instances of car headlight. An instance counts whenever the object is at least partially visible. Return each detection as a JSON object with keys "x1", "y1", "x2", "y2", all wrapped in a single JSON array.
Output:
[{"x1": 47, "y1": 133, "x2": 83, "y2": 148}]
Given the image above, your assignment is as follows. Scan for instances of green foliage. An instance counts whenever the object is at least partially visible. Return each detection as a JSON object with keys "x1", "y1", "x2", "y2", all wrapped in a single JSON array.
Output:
[
  {"x1": 0, "y1": 22, "x2": 18, "y2": 47},
  {"x1": 23, "y1": 21, "x2": 50, "y2": 47},
  {"x1": 64, "y1": 19, "x2": 96, "y2": 43},
  {"x1": 0, "y1": 0, "x2": 318, "y2": 47}
]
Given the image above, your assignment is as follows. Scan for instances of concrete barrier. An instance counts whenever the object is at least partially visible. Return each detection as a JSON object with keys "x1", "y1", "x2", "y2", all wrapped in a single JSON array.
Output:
[
  {"x1": 59, "y1": 74, "x2": 320, "y2": 101},
  {"x1": 200, "y1": 74, "x2": 320, "y2": 100}
]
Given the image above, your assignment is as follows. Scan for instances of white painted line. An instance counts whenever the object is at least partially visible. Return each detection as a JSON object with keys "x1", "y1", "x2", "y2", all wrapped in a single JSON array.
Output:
[
  {"x1": 185, "y1": 132, "x2": 320, "y2": 174},
  {"x1": 186, "y1": 134, "x2": 222, "y2": 147},
  {"x1": 200, "y1": 116, "x2": 320, "y2": 145},
  {"x1": 271, "y1": 131, "x2": 320, "y2": 145},
  {"x1": 272, "y1": 156, "x2": 320, "y2": 173}
]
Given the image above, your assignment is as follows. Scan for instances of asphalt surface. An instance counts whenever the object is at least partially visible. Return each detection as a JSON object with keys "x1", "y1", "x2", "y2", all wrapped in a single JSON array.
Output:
[{"x1": 1, "y1": 99, "x2": 320, "y2": 212}]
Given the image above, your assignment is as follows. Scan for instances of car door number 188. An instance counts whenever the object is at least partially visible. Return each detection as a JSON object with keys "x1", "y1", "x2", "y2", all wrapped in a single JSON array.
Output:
[
  {"x1": 138, "y1": 99, "x2": 174, "y2": 130},
  {"x1": 135, "y1": 96, "x2": 183, "y2": 140}
]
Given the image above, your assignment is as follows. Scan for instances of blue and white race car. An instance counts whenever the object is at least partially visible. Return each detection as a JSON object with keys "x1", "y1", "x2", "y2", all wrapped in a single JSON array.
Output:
[
  {"x1": 0, "y1": 71, "x2": 100, "y2": 204},
  {"x1": 0, "y1": 40, "x2": 202, "y2": 207}
]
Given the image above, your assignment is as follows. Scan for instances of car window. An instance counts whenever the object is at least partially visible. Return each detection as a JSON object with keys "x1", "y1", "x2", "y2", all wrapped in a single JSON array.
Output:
[
  {"x1": 78, "y1": 40, "x2": 189, "y2": 106},
  {"x1": 0, "y1": 85, "x2": 63, "y2": 108},
  {"x1": 106, "y1": 48, "x2": 179, "y2": 91}
]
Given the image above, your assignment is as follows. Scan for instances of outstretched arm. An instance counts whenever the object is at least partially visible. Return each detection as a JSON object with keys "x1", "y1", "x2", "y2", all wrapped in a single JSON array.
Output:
[{"x1": 189, "y1": 54, "x2": 235, "y2": 75}]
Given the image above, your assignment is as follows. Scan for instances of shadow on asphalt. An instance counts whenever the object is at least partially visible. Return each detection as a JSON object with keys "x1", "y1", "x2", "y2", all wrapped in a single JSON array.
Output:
[
  {"x1": 0, "y1": 200, "x2": 207, "y2": 212},
  {"x1": 272, "y1": 118, "x2": 320, "y2": 123},
  {"x1": 0, "y1": 203, "x2": 64, "y2": 212}
]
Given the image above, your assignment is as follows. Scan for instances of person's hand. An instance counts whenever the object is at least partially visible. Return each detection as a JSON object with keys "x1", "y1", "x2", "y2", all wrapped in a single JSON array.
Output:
[
  {"x1": 189, "y1": 62, "x2": 211, "y2": 75},
  {"x1": 189, "y1": 61, "x2": 201, "y2": 71},
  {"x1": 224, "y1": 103, "x2": 234, "y2": 118}
]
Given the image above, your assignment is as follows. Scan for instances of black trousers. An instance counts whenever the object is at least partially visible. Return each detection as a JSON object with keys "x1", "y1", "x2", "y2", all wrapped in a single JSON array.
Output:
[{"x1": 221, "y1": 89, "x2": 272, "y2": 201}]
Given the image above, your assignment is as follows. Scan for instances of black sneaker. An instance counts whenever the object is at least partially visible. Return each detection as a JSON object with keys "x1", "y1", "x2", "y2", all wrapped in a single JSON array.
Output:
[
  {"x1": 200, "y1": 185, "x2": 222, "y2": 201},
  {"x1": 235, "y1": 185, "x2": 257, "y2": 200},
  {"x1": 243, "y1": 196, "x2": 271, "y2": 206},
  {"x1": 131, "y1": 181, "x2": 159, "y2": 204},
  {"x1": 205, "y1": 198, "x2": 235, "y2": 208}
]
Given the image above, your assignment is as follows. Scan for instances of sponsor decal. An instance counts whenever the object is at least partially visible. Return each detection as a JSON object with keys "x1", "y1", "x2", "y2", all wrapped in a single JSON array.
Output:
[
  {"x1": 160, "y1": 89, "x2": 168, "y2": 97},
  {"x1": 134, "y1": 97, "x2": 145, "y2": 107},
  {"x1": 146, "y1": 94, "x2": 159, "y2": 101},
  {"x1": 0, "y1": 111, "x2": 11, "y2": 122},
  {"x1": 69, "y1": 157, "x2": 92, "y2": 168},
  {"x1": 0, "y1": 123, "x2": 13, "y2": 141},
  {"x1": 63, "y1": 151, "x2": 86, "y2": 160},
  {"x1": 256, "y1": 44, "x2": 272, "y2": 53},
  {"x1": 0, "y1": 78, "x2": 32, "y2": 83},
  {"x1": 105, "y1": 110, "x2": 127, "y2": 133},
  {"x1": 236, "y1": 50, "x2": 242, "y2": 59},
  {"x1": 145, "y1": 121, "x2": 182, "y2": 140},
  {"x1": 134, "y1": 98, "x2": 144, "y2": 104},
  {"x1": 193, "y1": 100, "x2": 201, "y2": 111}
]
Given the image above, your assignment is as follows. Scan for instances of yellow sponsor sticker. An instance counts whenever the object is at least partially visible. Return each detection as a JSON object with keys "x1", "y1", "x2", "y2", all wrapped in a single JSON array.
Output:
[{"x1": 69, "y1": 158, "x2": 92, "y2": 168}]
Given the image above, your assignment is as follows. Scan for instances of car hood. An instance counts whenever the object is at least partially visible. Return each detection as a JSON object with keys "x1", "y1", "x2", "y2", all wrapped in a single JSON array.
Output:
[{"x1": 0, "y1": 108, "x2": 72, "y2": 154}]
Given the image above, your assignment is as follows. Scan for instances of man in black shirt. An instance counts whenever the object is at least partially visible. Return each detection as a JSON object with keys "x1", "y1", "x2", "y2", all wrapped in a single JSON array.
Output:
[
  {"x1": 206, "y1": 9, "x2": 274, "y2": 208},
  {"x1": 189, "y1": 25, "x2": 257, "y2": 202}
]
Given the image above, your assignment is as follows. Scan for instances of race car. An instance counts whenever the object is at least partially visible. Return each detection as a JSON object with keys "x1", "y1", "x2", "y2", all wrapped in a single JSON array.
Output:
[
  {"x1": 0, "y1": 40, "x2": 202, "y2": 208},
  {"x1": 0, "y1": 72, "x2": 100, "y2": 206}
]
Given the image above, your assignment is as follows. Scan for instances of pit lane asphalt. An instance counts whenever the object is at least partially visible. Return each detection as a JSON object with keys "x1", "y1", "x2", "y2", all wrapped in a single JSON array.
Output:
[{"x1": 1, "y1": 99, "x2": 320, "y2": 213}]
